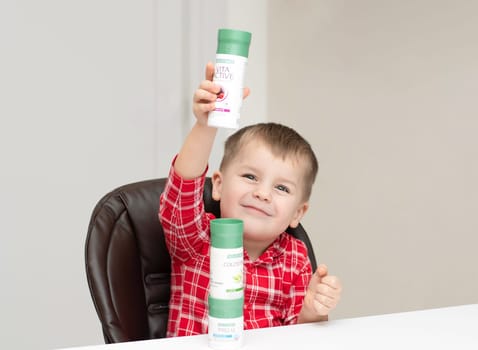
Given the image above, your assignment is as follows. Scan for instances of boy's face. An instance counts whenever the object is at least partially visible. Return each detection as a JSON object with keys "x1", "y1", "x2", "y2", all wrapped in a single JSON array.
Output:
[{"x1": 212, "y1": 140, "x2": 309, "y2": 248}]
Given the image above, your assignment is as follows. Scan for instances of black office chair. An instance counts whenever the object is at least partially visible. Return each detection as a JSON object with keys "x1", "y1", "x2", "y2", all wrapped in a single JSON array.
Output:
[{"x1": 85, "y1": 177, "x2": 318, "y2": 344}]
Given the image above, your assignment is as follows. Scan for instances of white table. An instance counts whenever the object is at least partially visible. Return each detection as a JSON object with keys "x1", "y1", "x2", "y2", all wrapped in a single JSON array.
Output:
[{"x1": 60, "y1": 304, "x2": 477, "y2": 350}]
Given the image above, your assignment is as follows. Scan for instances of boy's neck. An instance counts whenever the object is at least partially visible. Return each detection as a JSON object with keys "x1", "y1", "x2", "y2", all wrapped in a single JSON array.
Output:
[{"x1": 244, "y1": 239, "x2": 274, "y2": 262}]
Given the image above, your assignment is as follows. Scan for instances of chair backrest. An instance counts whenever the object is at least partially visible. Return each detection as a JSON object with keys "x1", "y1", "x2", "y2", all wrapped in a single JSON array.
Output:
[{"x1": 85, "y1": 178, "x2": 317, "y2": 343}]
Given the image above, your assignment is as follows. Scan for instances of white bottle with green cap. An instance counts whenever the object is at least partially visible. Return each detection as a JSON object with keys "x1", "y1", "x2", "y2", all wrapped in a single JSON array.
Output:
[
  {"x1": 208, "y1": 28, "x2": 252, "y2": 129},
  {"x1": 209, "y1": 218, "x2": 244, "y2": 299},
  {"x1": 209, "y1": 218, "x2": 244, "y2": 349},
  {"x1": 208, "y1": 296, "x2": 244, "y2": 350}
]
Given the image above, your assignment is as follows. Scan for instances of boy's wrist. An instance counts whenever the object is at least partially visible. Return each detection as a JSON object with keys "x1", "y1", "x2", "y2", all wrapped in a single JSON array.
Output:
[
  {"x1": 197, "y1": 115, "x2": 223, "y2": 130},
  {"x1": 298, "y1": 300, "x2": 329, "y2": 324},
  {"x1": 195, "y1": 119, "x2": 213, "y2": 129},
  {"x1": 174, "y1": 121, "x2": 218, "y2": 179}
]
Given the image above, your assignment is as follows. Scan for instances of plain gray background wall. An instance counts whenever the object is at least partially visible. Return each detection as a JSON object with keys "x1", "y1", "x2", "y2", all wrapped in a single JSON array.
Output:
[
  {"x1": 268, "y1": 0, "x2": 478, "y2": 319},
  {"x1": 0, "y1": 1, "x2": 476, "y2": 349},
  {"x1": 0, "y1": 1, "x2": 266, "y2": 349},
  {"x1": 1, "y1": 1, "x2": 159, "y2": 349}
]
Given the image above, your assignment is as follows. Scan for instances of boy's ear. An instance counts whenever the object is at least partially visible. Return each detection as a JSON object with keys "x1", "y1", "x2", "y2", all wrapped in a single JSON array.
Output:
[
  {"x1": 289, "y1": 201, "x2": 309, "y2": 228},
  {"x1": 211, "y1": 170, "x2": 223, "y2": 201}
]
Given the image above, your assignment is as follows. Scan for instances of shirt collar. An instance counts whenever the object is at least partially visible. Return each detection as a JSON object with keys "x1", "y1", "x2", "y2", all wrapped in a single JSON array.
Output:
[{"x1": 244, "y1": 232, "x2": 288, "y2": 265}]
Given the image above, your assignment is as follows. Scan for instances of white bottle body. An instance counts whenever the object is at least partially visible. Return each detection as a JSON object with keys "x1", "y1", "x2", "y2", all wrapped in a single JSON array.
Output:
[
  {"x1": 210, "y1": 246, "x2": 243, "y2": 299},
  {"x1": 208, "y1": 315, "x2": 244, "y2": 350},
  {"x1": 208, "y1": 53, "x2": 248, "y2": 129}
]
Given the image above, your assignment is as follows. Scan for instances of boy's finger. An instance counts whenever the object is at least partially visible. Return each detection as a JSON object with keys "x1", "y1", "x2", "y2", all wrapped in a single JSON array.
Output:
[
  {"x1": 314, "y1": 292, "x2": 336, "y2": 309},
  {"x1": 312, "y1": 299, "x2": 331, "y2": 316},
  {"x1": 205, "y1": 62, "x2": 215, "y2": 81},
  {"x1": 199, "y1": 80, "x2": 221, "y2": 94},
  {"x1": 243, "y1": 87, "x2": 251, "y2": 99},
  {"x1": 316, "y1": 264, "x2": 328, "y2": 278},
  {"x1": 321, "y1": 275, "x2": 342, "y2": 291},
  {"x1": 194, "y1": 89, "x2": 218, "y2": 103},
  {"x1": 196, "y1": 103, "x2": 215, "y2": 114}
]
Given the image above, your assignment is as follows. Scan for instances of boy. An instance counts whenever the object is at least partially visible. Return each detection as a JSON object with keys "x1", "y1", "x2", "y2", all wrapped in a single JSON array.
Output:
[{"x1": 159, "y1": 63, "x2": 342, "y2": 337}]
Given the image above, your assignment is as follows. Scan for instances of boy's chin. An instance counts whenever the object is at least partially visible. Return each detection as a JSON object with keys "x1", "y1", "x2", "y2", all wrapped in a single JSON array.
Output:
[{"x1": 243, "y1": 224, "x2": 282, "y2": 241}]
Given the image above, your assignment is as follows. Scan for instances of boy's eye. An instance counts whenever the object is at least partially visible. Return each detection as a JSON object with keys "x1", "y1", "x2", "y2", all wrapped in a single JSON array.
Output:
[
  {"x1": 242, "y1": 174, "x2": 256, "y2": 181},
  {"x1": 276, "y1": 184, "x2": 290, "y2": 193}
]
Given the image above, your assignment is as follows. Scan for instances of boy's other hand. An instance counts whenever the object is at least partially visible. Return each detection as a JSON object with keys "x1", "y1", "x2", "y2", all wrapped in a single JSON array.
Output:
[
  {"x1": 192, "y1": 62, "x2": 250, "y2": 126},
  {"x1": 304, "y1": 264, "x2": 342, "y2": 317}
]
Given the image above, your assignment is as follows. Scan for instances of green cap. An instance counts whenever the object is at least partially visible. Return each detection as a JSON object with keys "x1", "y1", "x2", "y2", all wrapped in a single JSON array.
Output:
[
  {"x1": 210, "y1": 218, "x2": 243, "y2": 248},
  {"x1": 209, "y1": 296, "x2": 244, "y2": 318},
  {"x1": 217, "y1": 29, "x2": 252, "y2": 58}
]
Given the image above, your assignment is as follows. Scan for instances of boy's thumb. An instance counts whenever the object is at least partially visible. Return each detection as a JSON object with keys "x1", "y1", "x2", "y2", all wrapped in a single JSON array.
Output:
[{"x1": 315, "y1": 264, "x2": 328, "y2": 279}]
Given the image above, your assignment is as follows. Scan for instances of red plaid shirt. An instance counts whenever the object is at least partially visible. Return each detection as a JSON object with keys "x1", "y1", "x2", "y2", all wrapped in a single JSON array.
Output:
[{"x1": 159, "y1": 164, "x2": 313, "y2": 337}]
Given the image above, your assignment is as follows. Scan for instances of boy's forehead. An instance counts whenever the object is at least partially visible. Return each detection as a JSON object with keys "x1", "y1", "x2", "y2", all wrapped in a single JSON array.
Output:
[
  {"x1": 234, "y1": 139, "x2": 270, "y2": 159},
  {"x1": 234, "y1": 139, "x2": 306, "y2": 170}
]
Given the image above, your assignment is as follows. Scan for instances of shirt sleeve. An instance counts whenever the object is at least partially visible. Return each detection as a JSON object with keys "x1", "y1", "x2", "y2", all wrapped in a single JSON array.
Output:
[
  {"x1": 158, "y1": 159, "x2": 214, "y2": 262},
  {"x1": 283, "y1": 248, "x2": 313, "y2": 325}
]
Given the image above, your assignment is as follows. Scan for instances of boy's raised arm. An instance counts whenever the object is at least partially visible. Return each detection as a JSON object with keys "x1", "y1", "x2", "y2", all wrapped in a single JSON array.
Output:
[{"x1": 174, "y1": 63, "x2": 220, "y2": 179}]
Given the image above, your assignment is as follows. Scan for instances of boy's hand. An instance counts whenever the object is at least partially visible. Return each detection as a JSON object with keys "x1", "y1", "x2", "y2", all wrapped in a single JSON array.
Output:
[
  {"x1": 192, "y1": 62, "x2": 250, "y2": 126},
  {"x1": 302, "y1": 264, "x2": 342, "y2": 320}
]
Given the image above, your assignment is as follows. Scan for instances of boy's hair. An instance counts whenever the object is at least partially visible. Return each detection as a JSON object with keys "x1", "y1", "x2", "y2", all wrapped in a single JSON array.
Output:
[{"x1": 220, "y1": 123, "x2": 319, "y2": 200}]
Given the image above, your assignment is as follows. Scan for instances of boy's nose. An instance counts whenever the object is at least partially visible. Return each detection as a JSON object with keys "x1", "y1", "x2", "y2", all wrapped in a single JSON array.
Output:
[{"x1": 253, "y1": 187, "x2": 272, "y2": 202}]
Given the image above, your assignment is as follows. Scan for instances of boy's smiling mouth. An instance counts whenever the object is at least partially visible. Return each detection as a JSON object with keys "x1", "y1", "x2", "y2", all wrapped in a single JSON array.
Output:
[{"x1": 242, "y1": 204, "x2": 272, "y2": 217}]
